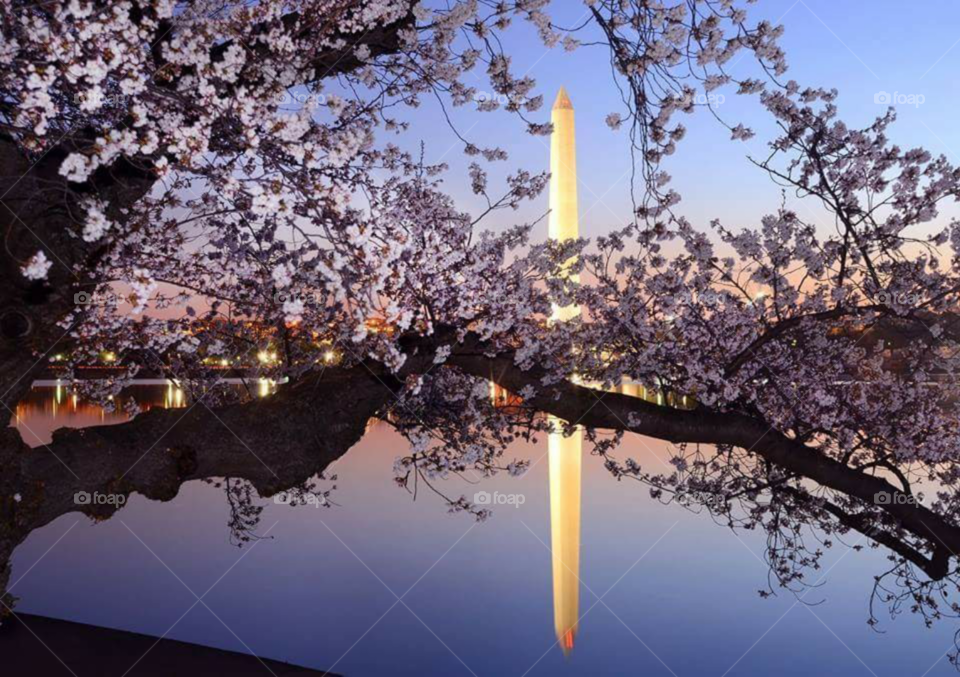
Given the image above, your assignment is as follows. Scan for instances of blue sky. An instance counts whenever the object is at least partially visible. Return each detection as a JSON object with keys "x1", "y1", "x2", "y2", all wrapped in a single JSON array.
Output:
[{"x1": 395, "y1": 0, "x2": 960, "y2": 244}]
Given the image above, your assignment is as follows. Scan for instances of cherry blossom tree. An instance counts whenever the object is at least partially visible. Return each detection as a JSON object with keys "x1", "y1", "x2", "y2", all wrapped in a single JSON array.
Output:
[{"x1": 2, "y1": 0, "x2": 960, "y2": 653}]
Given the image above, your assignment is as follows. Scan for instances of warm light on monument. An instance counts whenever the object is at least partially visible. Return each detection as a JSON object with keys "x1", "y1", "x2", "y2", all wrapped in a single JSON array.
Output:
[
  {"x1": 547, "y1": 87, "x2": 583, "y2": 656},
  {"x1": 549, "y1": 86, "x2": 581, "y2": 324},
  {"x1": 549, "y1": 423, "x2": 582, "y2": 656}
]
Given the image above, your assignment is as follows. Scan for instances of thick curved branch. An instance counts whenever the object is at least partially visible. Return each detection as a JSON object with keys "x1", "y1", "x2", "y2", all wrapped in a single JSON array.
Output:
[
  {"x1": 0, "y1": 362, "x2": 404, "y2": 604},
  {"x1": 445, "y1": 333, "x2": 960, "y2": 571},
  {"x1": 5, "y1": 329, "x2": 959, "y2": 601}
]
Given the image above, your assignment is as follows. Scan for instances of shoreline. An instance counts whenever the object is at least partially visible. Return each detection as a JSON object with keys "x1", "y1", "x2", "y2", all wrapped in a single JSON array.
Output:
[{"x1": 1, "y1": 612, "x2": 339, "y2": 676}]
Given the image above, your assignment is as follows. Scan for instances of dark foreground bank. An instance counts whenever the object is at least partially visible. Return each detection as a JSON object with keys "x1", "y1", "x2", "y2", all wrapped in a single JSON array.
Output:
[{"x1": 1, "y1": 613, "x2": 339, "y2": 676}]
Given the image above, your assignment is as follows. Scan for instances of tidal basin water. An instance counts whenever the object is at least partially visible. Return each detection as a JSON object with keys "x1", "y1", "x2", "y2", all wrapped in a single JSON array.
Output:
[{"x1": 9, "y1": 382, "x2": 960, "y2": 676}]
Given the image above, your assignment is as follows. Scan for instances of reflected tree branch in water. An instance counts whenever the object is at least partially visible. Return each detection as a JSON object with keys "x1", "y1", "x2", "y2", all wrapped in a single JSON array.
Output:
[
  {"x1": 444, "y1": 333, "x2": 960, "y2": 569},
  {"x1": 217, "y1": 477, "x2": 271, "y2": 547},
  {"x1": 0, "y1": 326, "x2": 958, "y2": 649},
  {"x1": 0, "y1": 364, "x2": 397, "y2": 618}
]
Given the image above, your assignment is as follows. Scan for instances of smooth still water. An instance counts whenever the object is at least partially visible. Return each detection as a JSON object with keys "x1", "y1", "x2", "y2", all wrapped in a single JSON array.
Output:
[{"x1": 8, "y1": 381, "x2": 960, "y2": 676}]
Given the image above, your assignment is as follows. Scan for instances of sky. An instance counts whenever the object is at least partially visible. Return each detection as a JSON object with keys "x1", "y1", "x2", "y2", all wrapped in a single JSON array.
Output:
[{"x1": 391, "y1": 0, "x2": 960, "y2": 245}]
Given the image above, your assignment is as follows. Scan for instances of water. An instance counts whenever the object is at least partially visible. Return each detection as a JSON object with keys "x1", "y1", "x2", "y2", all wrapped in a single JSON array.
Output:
[{"x1": 8, "y1": 382, "x2": 959, "y2": 675}]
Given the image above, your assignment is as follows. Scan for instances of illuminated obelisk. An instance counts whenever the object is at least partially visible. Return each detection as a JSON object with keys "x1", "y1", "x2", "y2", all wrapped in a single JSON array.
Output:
[
  {"x1": 549, "y1": 86, "x2": 580, "y2": 321},
  {"x1": 548, "y1": 86, "x2": 582, "y2": 656}
]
